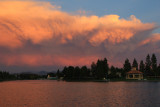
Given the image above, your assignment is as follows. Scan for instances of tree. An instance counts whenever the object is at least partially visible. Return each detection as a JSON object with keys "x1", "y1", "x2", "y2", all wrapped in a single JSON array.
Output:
[
  {"x1": 145, "y1": 54, "x2": 152, "y2": 76},
  {"x1": 123, "y1": 58, "x2": 131, "y2": 77},
  {"x1": 157, "y1": 64, "x2": 160, "y2": 76},
  {"x1": 62, "y1": 66, "x2": 68, "y2": 78},
  {"x1": 123, "y1": 59, "x2": 131, "y2": 72},
  {"x1": 151, "y1": 53, "x2": 157, "y2": 74},
  {"x1": 91, "y1": 62, "x2": 96, "y2": 77},
  {"x1": 103, "y1": 58, "x2": 109, "y2": 79},
  {"x1": 95, "y1": 59, "x2": 103, "y2": 79},
  {"x1": 95, "y1": 58, "x2": 109, "y2": 79},
  {"x1": 75, "y1": 66, "x2": 81, "y2": 79},
  {"x1": 139, "y1": 60, "x2": 145, "y2": 73},
  {"x1": 132, "y1": 58, "x2": 138, "y2": 70},
  {"x1": 68, "y1": 66, "x2": 74, "y2": 79},
  {"x1": 109, "y1": 66, "x2": 117, "y2": 78},
  {"x1": 56, "y1": 69, "x2": 60, "y2": 79},
  {"x1": 116, "y1": 68, "x2": 123, "y2": 78},
  {"x1": 81, "y1": 66, "x2": 89, "y2": 78},
  {"x1": 62, "y1": 66, "x2": 74, "y2": 80}
]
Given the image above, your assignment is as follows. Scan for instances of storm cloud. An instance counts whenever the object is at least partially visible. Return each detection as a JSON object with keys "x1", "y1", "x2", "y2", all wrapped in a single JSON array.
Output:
[{"x1": 0, "y1": 1, "x2": 159, "y2": 72}]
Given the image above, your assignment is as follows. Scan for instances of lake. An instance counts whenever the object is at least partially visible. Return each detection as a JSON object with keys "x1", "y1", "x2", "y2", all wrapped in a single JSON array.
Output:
[{"x1": 0, "y1": 80, "x2": 160, "y2": 107}]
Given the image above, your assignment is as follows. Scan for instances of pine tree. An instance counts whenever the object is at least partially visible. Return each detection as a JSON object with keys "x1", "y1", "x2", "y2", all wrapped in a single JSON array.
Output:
[
  {"x1": 104, "y1": 58, "x2": 109, "y2": 78},
  {"x1": 75, "y1": 66, "x2": 81, "y2": 79},
  {"x1": 95, "y1": 58, "x2": 109, "y2": 79},
  {"x1": 123, "y1": 59, "x2": 131, "y2": 72},
  {"x1": 91, "y1": 62, "x2": 96, "y2": 77},
  {"x1": 123, "y1": 58, "x2": 131, "y2": 77},
  {"x1": 151, "y1": 53, "x2": 157, "y2": 72},
  {"x1": 81, "y1": 66, "x2": 88, "y2": 78},
  {"x1": 132, "y1": 58, "x2": 138, "y2": 70},
  {"x1": 139, "y1": 60, "x2": 145, "y2": 73},
  {"x1": 110, "y1": 66, "x2": 117, "y2": 78},
  {"x1": 95, "y1": 59, "x2": 101, "y2": 79},
  {"x1": 56, "y1": 69, "x2": 60, "y2": 79},
  {"x1": 157, "y1": 64, "x2": 160, "y2": 76},
  {"x1": 145, "y1": 54, "x2": 152, "y2": 76}
]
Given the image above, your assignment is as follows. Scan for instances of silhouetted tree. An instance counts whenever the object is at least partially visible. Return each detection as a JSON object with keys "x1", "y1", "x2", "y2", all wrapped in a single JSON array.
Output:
[
  {"x1": 145, "y1": 54, "x2": 153, "y2": 76},
  {"x1": 75, "y1": 66, "x2": 81, "y2": 79},
  {"x1": 60, "y1": 53, "x2": 160, "y2": 80},
  {"x1": 132, "y1": 58, "x2": 138, "y2": 70},
  {"x1": 68, "y1": 66, "x2": 74, "y2": 79},
  {"x1": 0, "y1": 71, "x2": 17, "y2": 81},
  {"x1": 81, "y1": 66, "x2": 88, "y2": 78},
  {"x1": 104, "y1": 58, "x2": 109, "y2": 78},
  {"x1": 139, "y1": 60, "x2": 145, "y2": 73},
  {"x1": 62, "y1": 66, "x2": 68, "y2": 79},
  {"x1": 123, "y1": 58, "x2": 131, "y2": 73},
  {"x1": 157, "y1": 64, "x2": 160, "y2": 76},
  {"x1": 56, "y1": 69, "x2": 60, "y2": 79},
  {"x1": 95, "y1": 58, "x2": 109, "y2": 79},
  {"x1": 122, "y1": 58, "x2": 131, "y2": 77},
  {"x1": 91, "y1": 62, "x2": 96, "y2": 77},
  {"x1": 151, "y1": 53, "x2": 157, "y2": 76},
  {"x1": 116, "y1": 68, "x2": 123, "y2": 78},
  {"x1": 109, "y1": 66, "x2": 117, "y2": 78}
]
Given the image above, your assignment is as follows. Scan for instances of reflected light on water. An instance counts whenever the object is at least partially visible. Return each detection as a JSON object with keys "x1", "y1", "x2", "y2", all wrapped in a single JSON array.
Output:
[{"x1": 0, "y1": 80, "x2": 160, "y2": 107}]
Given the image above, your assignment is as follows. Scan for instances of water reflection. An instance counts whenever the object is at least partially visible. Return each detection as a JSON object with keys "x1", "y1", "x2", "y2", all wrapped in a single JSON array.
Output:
[{"x1": 0, "y1": 80, "x2": 160, "y2": 107}]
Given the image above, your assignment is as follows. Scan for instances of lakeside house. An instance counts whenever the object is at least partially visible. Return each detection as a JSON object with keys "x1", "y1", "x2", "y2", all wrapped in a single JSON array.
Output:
[
  {"x1": 126, "y1": 67, "x2": 143, "y2": 80},
  {"x1": 47, "y1": 74, "x2": 57, "y2": 80}
]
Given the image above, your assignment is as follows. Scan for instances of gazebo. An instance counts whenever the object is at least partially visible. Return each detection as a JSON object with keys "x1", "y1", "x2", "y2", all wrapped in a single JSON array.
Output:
[{"x1": 126, "y1": 68, "x2": 143, "y2": 80}]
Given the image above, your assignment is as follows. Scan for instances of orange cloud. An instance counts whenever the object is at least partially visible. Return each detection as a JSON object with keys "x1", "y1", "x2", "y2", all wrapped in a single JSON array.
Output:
[
  {"x1": 139, "y1": 33, "x2": 160, "y2": 46},
  {"x1": 0, "y1": 1, "x2": 156, "y2": 48},
  {"x1": 0, "y1": 1, "x2": 158, "y2": 69}
]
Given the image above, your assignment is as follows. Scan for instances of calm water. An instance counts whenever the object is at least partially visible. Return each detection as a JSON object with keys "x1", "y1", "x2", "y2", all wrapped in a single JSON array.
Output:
[{"x1": 0, "y1": 80, "x2": 160, "y2": 107}]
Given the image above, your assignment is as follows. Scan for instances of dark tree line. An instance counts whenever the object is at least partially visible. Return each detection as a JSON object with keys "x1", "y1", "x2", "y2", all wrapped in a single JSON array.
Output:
[
  {"x1": 55, "y1": 58, "x2": 109, "y2": 80},
  {"x1": 0, "y1": 71, "x2": 46, "y2": 81},
  {"x1": 1, "y1": 53, "x2": 160, "y2": 81},
  {"x1": 57, "y1": 58, "x2": 109, "y2": 80},
  {"x1": 57, "y1": 53, "x2": 160, "y2": 80},
  {"x1": 123, "y1": 53, "x2": 160, "y2": 77},
  {"x1": 18, "y1": 73, "x2": 42, "y2": 80},
  {"x1": 0, "y1": 71, "x2": 16, "y2": 81}
]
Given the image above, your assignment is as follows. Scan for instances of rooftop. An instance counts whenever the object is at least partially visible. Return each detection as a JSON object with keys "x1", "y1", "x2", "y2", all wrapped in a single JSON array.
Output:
[{"x1": 127, "y1": 70, "x2": 143, "y2": 74}]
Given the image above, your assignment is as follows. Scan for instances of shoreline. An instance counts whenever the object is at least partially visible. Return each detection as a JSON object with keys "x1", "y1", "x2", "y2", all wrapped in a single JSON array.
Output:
[
  {"x1": 1, "y1": 79, "x2": 160, "y2": 82},
  {"x1": 61, "y1": 78, "x2": 160, "y2": 82}
]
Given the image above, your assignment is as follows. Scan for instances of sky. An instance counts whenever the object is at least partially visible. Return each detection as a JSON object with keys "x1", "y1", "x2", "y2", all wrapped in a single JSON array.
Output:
[{"x1": 0, "y1": 0, "x2": 160, "y2": 72}]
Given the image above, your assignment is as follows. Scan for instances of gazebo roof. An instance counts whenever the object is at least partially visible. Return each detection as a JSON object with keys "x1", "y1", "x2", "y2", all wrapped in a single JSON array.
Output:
[{"x1": 127, "y1": 70, "x2": 143, "y2": 74}]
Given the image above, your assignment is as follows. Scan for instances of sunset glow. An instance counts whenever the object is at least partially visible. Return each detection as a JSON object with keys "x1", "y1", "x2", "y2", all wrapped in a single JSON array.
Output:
[{"x1": 0, "y1": 0, "x2": 160, "y2": 72}]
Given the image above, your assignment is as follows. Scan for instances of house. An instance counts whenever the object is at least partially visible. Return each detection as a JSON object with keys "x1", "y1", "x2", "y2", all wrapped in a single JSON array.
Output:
[
  {"x1": 47, "y1": 74, "x2": 57, "y2": 80},
  {"x1": 126, "y1": 67, "x2": 143, "y2": 80}
]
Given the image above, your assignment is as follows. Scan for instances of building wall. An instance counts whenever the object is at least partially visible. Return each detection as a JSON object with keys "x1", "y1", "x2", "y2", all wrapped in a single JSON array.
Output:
[{"x1": 126, "y1": 74, "x2": 143, "y2": 80}]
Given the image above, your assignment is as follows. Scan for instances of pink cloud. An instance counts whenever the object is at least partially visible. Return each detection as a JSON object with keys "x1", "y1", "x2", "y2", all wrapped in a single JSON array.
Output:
[
  {"x1": 0, "y1": 54, "x2": 98, "y2": 67},
  {"x1": 0, "y1": 1, "x2": 156, "y2": 48},
  {"x1": 0, "y1": 1, "x2": 158, "y2": 69},
  {"x1": 139, "y1": 33, "x2": 160, "y2": 46}
]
